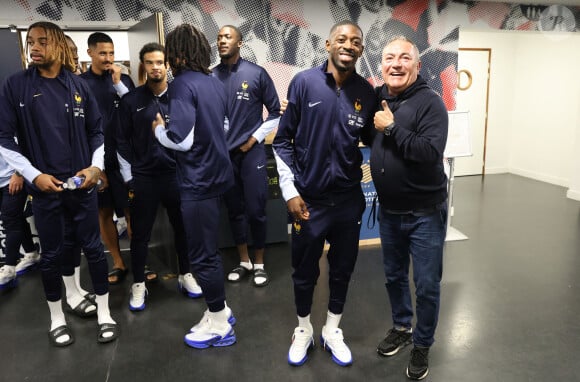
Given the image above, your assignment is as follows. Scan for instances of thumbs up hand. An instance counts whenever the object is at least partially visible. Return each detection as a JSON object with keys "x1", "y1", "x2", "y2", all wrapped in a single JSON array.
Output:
[{"x1": 374, "y1": 100, "x2": 395, "y2": 133}]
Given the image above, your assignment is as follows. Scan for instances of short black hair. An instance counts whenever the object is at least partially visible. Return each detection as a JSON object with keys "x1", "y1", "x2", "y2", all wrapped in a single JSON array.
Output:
[
  {"x1": 329, "y1": 20, "x2": 363, "y2": 40},
  {"x1": 219, "y1": 25, "x2": 243, "y2": 41},
  {"x1": 139, "y1": 42, "x2": 165, "y2": 63},
  {"x1": 87, "y1": 32, "x2": 113, "y2": 48}
]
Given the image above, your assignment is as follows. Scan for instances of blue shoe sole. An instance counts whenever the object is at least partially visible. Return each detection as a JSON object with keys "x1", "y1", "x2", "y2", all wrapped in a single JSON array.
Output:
[
  {"x1": 288, "y1": 353, "x2": 308, "y2": 366},
  {"x1": 178, "y1": 284, "x2": 203, "y2": 299},
  {"x1": 184, "y1": 330, "x2": 236, "y2": 349},
  {"x1": 16, "y1": 264, "x2": 37, "y2": 276},
  {"x1": 0, "y1": 278, "x2": 18, "y2": 290},
  {"x1": 129, "y1": 303, "x2": 145, "y2": 311},
  {"x1": 320, "y1": 335, "x2": 353, "y2": 367},
  {"x1": 288, "y1": 339, "x2": 314, "y2": 366},
  {"x1": 129, "y1": 291, "x2": 147, "y2": 311}
]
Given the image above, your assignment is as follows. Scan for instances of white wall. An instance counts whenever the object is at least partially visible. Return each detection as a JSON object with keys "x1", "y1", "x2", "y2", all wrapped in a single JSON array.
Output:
[{"x1": 459, "y1": 29, "x2": 580, "y2": 188}]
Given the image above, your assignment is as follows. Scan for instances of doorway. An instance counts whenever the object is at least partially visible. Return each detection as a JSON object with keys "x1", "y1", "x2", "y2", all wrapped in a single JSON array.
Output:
[{"x1": 455, "y1": 48, "x2": 491, "y2": 176}]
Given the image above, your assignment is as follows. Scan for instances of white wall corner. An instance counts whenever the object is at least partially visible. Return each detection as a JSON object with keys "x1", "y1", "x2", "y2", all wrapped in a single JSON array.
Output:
[{"x1": 566, "y1": 188, "x2": 580, "y2": 201}]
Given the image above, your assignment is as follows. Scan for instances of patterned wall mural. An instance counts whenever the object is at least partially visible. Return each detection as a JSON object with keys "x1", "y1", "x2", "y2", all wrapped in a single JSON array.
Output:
[{"x1": 6, "y1": 0, "x2": 580, "y2": 111}]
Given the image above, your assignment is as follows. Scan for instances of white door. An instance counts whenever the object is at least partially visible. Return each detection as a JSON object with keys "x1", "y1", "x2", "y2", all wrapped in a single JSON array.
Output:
[{"x1": 454, "y1": 49, "x2": 491, "y2": 176}]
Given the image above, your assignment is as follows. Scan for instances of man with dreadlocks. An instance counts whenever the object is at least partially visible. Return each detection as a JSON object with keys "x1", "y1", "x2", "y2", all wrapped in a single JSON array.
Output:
[
  {"x1": 152, "y1": 24, "x2": 236, "y2": 349},
  {"x1": 0, "y1": 21, "x2": 118, "y2": 346}
]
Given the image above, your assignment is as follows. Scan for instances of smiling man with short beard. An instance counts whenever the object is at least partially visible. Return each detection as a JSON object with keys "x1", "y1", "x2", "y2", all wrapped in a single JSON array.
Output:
[{"x1": 273, "y1": 20, "x2": 377, "y2": 367}]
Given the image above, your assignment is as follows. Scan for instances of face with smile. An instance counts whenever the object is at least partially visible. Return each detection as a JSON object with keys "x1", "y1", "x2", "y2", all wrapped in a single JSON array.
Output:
[
  {"x1": 381, "y1": 39, "x2": 421, "y2": 96},
  {"x1": 87, "y1": 42, "x2": 115, "y2": 74},
  {"x1": 142, "y1": 50, "x2": 166, "y2": 84},
  {"x1": 217, "y1": 26, "x2": 242, "y2": 62},
  {"x1": 326, "y1": 24, "x2": 363, "y2": 74}
]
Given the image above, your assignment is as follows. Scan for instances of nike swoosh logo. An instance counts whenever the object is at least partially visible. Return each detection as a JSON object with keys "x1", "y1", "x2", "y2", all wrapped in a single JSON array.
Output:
[
  {"x1": 19, "y1": 102, "x2": 25, "y2": 107},
  {"x1": 257, "y1": 165, "x2": 265, "y2": 169},
  {"x1": 33, "y1": 93, "x2": 42, "y2": 97},
  {"x1": 308, "y1": 101, "x2": 321, "y2": 108},
  {"x1": 136, "y1": 107, "x2": 146, "y2": 112}
]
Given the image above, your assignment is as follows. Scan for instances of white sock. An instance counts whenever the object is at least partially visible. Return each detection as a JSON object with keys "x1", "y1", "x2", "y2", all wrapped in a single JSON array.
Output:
[
  {"x1": 228, "y1": 261, "x2": 253, "y2": 281},
  {"x1": 47, "y1": 300, "x2": 69, "y2": 343},
  {"x1": 325, "y1": 311, "x2": 342, "y2": 330},
  {"x1": 298, "y1": 314, "x2": 313, "y2": 332},
  {"x1": 95, "y1": 293, "x2": 116, "y2": 326},
  {"x1": 252, "y1": 264, "x2": 267, "y2": 285},
  {"x1": 74, "y1": 266, "x2": 90, "y2": 296},
  {"x1": 62, "y1": 275, "x2": 88, "y2": 311}
]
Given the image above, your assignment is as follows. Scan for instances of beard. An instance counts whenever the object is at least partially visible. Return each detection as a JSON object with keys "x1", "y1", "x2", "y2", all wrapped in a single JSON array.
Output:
[
  {"x1": 331, "y1": 55, "x2": 356, "y2": 73},
  {"x1": 219, "y1": 51, "x2": 233, "y2": 60},
  {"x1": 29, "y1": 60, "x2": 52, "y2": 70},
  {"x1": 148, "y1": 76, "x2": 164, "y2": 83}
]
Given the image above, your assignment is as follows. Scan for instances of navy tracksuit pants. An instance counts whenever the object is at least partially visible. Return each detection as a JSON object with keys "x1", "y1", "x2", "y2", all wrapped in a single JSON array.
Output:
[
  {"x1": 223, "y1": 143, "x2": 268, "y2": 249},
  {"x1": 181, "y1": 196, "x2": 225, "y2": 312},
  {"x1": 291, "y1": 187, "x2": 366, "y2": 317},
  {"x1": 130, "y1": 173, "x2": 188, "y2": 283},
  {"x1": 0, "y1": 186, "x2": 36, "y2": 266},
  {"x1": 31, "y1": 190, "x2": 108, "y2": 301}
]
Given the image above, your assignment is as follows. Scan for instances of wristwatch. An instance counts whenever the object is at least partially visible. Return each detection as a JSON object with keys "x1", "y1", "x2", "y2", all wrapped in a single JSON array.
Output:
[{"x1": 384, "y1": 122, "x2": 396, "y2": 136}]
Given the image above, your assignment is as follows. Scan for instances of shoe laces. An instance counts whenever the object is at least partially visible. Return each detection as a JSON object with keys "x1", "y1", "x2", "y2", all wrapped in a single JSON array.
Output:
[
  {"x1": 0, "y1": 266, "x2": 14, "y2": 277},
  {"x1": 385, "y1": 328, "x2": 410, "y2": 345},
  {"x1": 181, "y1": 273, "x2": 201, "y2": 289},
  {"x1": 292, "y1": 327, "x2": 313, "y2": 348},
  {"x1": 131, "y1": 283, "x2": 146, "y2": 299},
  {"x1": 190, "y1": 310, "x2": 210, "y2": 332},
  {"x1": 323, "y1": 328, "x2": 349, "y2": 353},
  {"x1": 410, "y1": 346, "x2": 429, "y2": 365}
]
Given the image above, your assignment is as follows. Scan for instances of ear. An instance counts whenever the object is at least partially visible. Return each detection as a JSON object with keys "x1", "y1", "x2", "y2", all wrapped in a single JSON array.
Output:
[{"x1": 325, "y1": 39, "x2": 331, "y2": 53}]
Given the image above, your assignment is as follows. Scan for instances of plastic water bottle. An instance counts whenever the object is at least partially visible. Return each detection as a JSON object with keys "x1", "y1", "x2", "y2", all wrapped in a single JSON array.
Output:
[{"x1": 62, "y1": 176, "x2": 85, "y2": 190}]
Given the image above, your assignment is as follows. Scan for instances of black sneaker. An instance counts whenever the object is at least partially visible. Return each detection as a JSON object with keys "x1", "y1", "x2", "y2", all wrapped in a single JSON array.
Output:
[
  {"x1": 377, "y1": 328, "x2": 412, "y2": 356},
  {"x1": 406, "y1": 346, "x2": 429, "y2": 380}
]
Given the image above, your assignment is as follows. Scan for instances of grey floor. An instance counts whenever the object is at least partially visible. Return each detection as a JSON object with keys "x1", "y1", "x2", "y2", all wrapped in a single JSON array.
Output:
[{"x1": 1, "y1": 174, "x2": 580, "y2": 382}]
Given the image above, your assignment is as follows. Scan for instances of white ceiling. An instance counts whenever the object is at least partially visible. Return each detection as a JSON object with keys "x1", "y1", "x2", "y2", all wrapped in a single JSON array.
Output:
[{"x1": 478, "y1": 0, "x2": 580, "y2": 6}]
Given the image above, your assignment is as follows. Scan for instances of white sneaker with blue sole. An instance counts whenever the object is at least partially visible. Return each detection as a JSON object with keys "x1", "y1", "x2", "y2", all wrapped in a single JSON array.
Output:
[
  {"x1": 184, "y1": 314, "x2": 236, "y2": 349},
  {"x1": 321, "y1": 326, "x2": 353, "y2": 366},
  {"x1": 15, "y1": 251, "x2": 40, "y2": 276},
  {"x1": 178, "y1": 273, "x2": 203, "y2": 298},
  {"x1": 129, "y1": 282, "x2": 147, "y2": 311},
  {"x1": 288, "y1": 326, "x2": 314, "y2": 366}
]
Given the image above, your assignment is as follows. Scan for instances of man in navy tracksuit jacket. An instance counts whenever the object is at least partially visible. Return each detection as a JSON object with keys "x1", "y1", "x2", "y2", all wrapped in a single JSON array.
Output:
[
  {"x1": 273, "y1": 21, "x2": 376, "y2": 367},
  {"x1": 152, "y1": 24, "x2": 236, "y2": 349},
  {"x1": 0, "y1": 22, "x2": 118, "y2": 347},
  {"x1": 117, "y1": 42, "x2": 202, "y2": 312},
  {"x1": 80, "y1": 32, "x2": 135, "y2": 285},
  {"x1": 212, "y1": 25, "x2": 281, "y2": 287}
]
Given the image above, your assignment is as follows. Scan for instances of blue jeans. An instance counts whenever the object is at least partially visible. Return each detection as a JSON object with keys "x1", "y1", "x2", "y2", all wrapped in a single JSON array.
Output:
[{"x1": 379, "y1": 204, "x2": 447, "y2": 347}]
